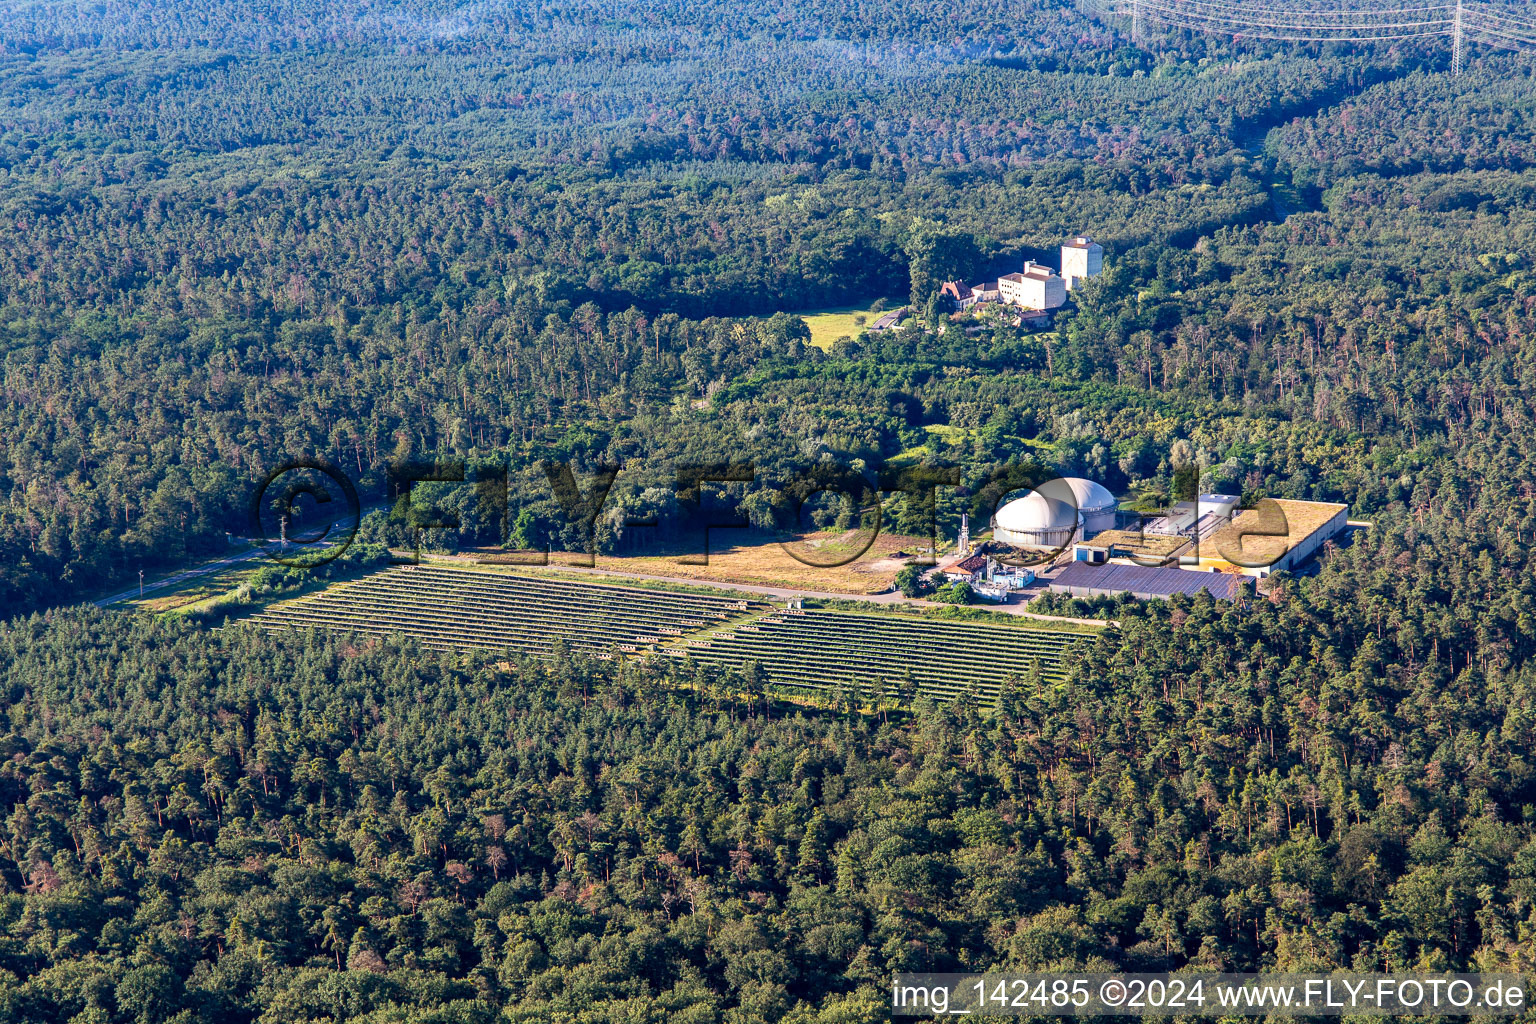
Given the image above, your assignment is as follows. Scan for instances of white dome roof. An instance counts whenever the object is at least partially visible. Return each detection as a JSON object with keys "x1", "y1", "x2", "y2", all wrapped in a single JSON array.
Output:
[
  {"x1": 994, "y1": 490, "x2": 1081, "y2": 534},
  {"x1": 1046, "y1": 477, "x2": 1117, "y2": 515}
]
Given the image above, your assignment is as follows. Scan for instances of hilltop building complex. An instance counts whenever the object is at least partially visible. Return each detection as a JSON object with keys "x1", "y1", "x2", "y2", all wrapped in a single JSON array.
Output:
[
  {"x1": 998, "y1": 261, "x2": 1066, "y2": 311},
  {"x1": 943, "y1": 234, "x2": 1103, "y2": 317}
]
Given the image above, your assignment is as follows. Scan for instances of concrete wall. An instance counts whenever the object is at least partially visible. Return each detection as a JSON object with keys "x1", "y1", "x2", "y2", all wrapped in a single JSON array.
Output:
[
  {"x1": 995, "y1": 524, "x2": 1078, "y2": 549},
  {"x1": 1081, "y1": 507, "x2": 1118, "y2": 537},
  {"x1": 1062, "y1": 241, "x2": 1103, "y2": 290},
  {"x1": 1277, "y1": 506, "x2": 1349, "y2": 573}
]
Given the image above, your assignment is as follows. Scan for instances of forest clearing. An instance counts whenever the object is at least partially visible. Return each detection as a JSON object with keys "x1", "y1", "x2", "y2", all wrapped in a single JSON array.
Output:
[
  {"x1": 454, "y1": 528, "x2": 928, "y2": 594},
  {"x1": 787, "y1": 298, "x2": 902, "y2": 349}
]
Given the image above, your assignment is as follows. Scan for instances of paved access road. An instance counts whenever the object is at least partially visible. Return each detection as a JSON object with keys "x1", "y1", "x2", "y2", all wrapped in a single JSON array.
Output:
[
  {"x1": 93, "y1": 546, "x2": 270, "y2": 608},
  {"x1": 96, "y1": 507, "x2": 373, "y2": 608}
]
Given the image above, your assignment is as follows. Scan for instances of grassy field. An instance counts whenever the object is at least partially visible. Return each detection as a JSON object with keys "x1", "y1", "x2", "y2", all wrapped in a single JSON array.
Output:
[
  {"x1": 106, "y1": 563, "x2": 263, "y2": 613},
  {"x1": 595, "y1": 529, "x2": 927, "y2": 593},
  {"x1": 887, "y1": 425, "x2": 1055, "y2": 465},
  {"x1": 458, "y1": 529, "x2": 928, "y2": 594},
  {"x1": 793, "y1": 298, "x2": 903, "y2": 350},
  {"x1": 889, "y1": 424, "x2": 976, "y2": 464}
]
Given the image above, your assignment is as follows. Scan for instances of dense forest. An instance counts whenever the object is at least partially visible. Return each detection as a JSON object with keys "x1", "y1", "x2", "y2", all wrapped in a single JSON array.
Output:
[
  {"x1": 1273, "y1": 67, "x2": 1536, "y2": 189},
  {"x1": 0, "y1": 0, "x2": 1507, "y2": 613},
  {"x1": 4, "y1": 547, "x2": 1536, "y2": 1022},
  {"x1": 5, "y1": 0, "x2": 1536, "y2": 1020}
]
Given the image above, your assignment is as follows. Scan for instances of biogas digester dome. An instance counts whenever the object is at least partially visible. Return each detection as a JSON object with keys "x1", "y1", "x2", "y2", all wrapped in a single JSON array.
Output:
[
  {"x1": 1053, "y1": 477, "x2": 1118, "y2": 535},
  {"x1": 990, "y1": 477, "x2": 1117, "y2": 549}
]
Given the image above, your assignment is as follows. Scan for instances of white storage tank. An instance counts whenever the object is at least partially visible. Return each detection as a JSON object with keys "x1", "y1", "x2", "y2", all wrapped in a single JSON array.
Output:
[
  {"x1": 990, "y1": 477, "x2": 1117, "y2": 549},
  {"x1": 1053, "y1": 477, "x2": 1118, "y2": 538},
  {"x1": 991, "y1": 488, "x2": 1082, "y2": 550}
]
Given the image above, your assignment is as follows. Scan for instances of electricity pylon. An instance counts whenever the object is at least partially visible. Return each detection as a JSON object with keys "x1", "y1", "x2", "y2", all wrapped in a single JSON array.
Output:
[{"x1": 1453, "y1": 0, "x2": 1465, "y2": 76}]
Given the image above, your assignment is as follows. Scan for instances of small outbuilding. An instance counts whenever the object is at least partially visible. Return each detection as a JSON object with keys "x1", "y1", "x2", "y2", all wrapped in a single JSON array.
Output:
[{"x1": 942, "y1": 553, "x2": 990, "y2": 583}]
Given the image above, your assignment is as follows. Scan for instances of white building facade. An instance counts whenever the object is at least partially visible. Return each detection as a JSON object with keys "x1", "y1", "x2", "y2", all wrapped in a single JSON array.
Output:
[
  {"x1": 1061, "y1": 236, "x2": 1104, "y2": 290},
  {"x1": 997, "y1": 262, "x2": 1065, "y2": 310}
]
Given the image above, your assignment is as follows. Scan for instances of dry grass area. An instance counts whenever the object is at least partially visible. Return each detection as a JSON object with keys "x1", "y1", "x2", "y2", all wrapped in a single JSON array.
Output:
[
  {"x1": 594, "y1": 529, "x2": 925, "y2": 593},
  {"x1": 466, "y1": 529, "x2": 930, "y2": 594}
]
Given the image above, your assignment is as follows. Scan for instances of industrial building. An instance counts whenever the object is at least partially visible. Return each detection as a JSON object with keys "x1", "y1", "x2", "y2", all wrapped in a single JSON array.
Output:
[
  {"x1": 931, "y1": 551, "x2": 1036, "y2": 603},
  {"x1": 1071, "y1": 528, "x2": 1187, "y2": 566},
  {"x1": 992, "y1": 490, "x2": 1079, "y2": 549},
  {"x1": 979, "y1": 472, "x2": 1347, "y2": 582},
  {"x1": 1061, "y1": 236, "x2": 1104, "y2": 290},
  {"x1": 942, "y1": 553, "x2": 989, "y2": 583},
  {"x1": 991, "y1": 477, "x2": 1118, "y2": 550},
  {"x1": 1198, "y1": 498, "x2": 1349, "y2": 577},
  {"x1": 1072, "y1": 494, "x2": 1349, "y2": 577},
  {"x1": 1149, "y1": 493, "x2": 1242, "y2": 537},
  {"x1": 1049, "y1": 562, "x2": 1248, "y2": 602},
  {"x1": 997, "y1": 261, "x2": 1066, "y2": 311},
  {"x1": 1051, "y1": 477, "x2": 1119, "y2": 535}
]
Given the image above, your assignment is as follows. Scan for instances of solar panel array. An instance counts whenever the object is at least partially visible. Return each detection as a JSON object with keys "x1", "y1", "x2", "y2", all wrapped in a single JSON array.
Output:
[
  {"x1": 245, "y1": 564, "x2": 1100, "y2": 704},
  {"x1": 247, "y1": 564, "x2": 763, "y2": 657},
  {"x1": 666, "y1": 609, "x2": 1097, "y2": 704}
]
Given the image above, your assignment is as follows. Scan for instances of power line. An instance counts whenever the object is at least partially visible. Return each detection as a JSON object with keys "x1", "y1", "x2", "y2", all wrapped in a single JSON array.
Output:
[
  {"x1": 1156, "y1": 13, "x2": 1458, "y2": 32},
  {"x1": 1467, "y1": 5, "x2": 1536, "y2": 32},
  {"x1": 1464, "y1": 24, "x2": 1536, "y2": 45},
  {"x1": 1114, "y1": 0, "x2": 1455, "y2": 39},
  {"x1": 1461, "y1": 31, "x2": 1535, "y2": 54},
  {"x1": 1149, "y1": 29, "x2": 1452, "y2": 42},
  {"x1": 1102, "y1": 0, "x2": 1454, "y2": 22},
  {"x1": 1093, "y1": 0, "x2": 1536, "y2": 66},
  {"x1": 1152, "y1": 0, "x2": 1453, "y2": 18},
  {"x1": 1110, "y1": 0, "x2": 1453, "y2": 32},
  {"x1": 1172, "y1": 0, "x2": 1452, "y2": 11}
]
